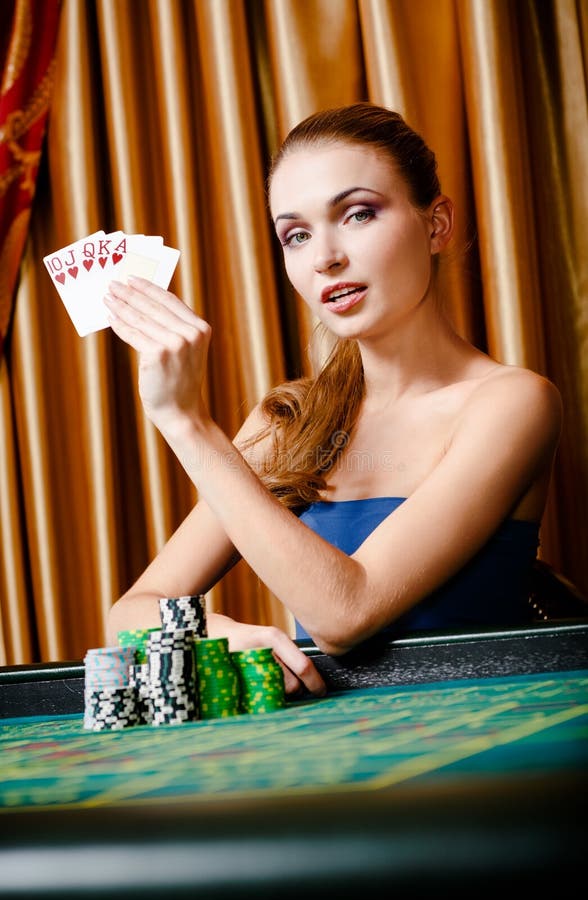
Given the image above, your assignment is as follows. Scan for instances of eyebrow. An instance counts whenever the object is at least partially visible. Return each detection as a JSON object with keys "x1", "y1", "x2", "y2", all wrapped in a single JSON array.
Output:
[{"x1": 273, "y1": 187, "x2": 384, "y2": 226}]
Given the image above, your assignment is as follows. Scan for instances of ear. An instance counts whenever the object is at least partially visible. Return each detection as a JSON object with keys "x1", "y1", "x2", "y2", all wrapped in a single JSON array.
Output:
[{"x1": 428, "y1": 196, "x2": 454, "y2": 254}]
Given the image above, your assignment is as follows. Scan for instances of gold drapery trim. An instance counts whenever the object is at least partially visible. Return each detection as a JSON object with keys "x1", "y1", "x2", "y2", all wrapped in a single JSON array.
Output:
[{"x1": 0, "y1": 0, "x2": 32, "y2": 95}]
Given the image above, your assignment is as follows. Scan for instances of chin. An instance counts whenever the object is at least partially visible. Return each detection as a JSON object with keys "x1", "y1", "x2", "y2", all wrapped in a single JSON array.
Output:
[{"x1": 323, "y1": 316, "x2": 374, "y2": 342}]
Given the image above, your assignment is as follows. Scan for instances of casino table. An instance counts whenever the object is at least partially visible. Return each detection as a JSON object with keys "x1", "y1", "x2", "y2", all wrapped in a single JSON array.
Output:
[{"x1": 1, "y1": 621, "x2": 587, "y2": 899}]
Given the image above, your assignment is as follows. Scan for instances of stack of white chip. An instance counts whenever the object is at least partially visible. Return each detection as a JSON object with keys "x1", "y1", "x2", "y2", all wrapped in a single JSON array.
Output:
[{"x1": 83, "y1": 646, "x2": 138, "y2": 731}]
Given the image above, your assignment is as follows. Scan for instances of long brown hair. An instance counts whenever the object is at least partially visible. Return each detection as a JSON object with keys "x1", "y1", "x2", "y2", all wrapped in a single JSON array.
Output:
[{"x1": 243, "y1": 103, "x2": 441, "y2": 512}]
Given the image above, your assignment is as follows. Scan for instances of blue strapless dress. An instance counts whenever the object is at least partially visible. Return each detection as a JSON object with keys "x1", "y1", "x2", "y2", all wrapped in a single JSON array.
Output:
[{"x1": 296, "y1": 497, "x2": 540, "y2": 639}]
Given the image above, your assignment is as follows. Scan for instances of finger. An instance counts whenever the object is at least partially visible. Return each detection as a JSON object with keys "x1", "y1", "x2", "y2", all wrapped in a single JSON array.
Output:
[
  {"x1": 278, "y1": 663, "x2": 303, "y2": 697},
  {"x1": 270, "y1": 636, "x2": 327, "y2": 697},
  {"x1": 128, "y1": 275, "x2": 197, "y2": 323},
  {"x1": 106, "y1": 306, "x2": 160, "y2": 354},
  {"x1": 110, "y1": 278, "x2": 200, "y2": 330},
  {"x1": 279, "y1": 652, "x2": 327, "y2": 697},
  {"x1": 105, "y1": 292, "x2": 207, "y2": 349},
  {"x1": 105, "y1": 284, "x2": 193, "y2": 335}
]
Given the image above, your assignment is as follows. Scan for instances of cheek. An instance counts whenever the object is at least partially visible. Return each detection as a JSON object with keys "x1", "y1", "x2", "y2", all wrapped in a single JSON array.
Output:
[
  {"x1": 370, "y1": 228, "x2": 431, "y2": 299},
  {"x1": 381, "y1": 223, "x2": 430, "y2": 272},
  {"x1": 284, "y1": 253, "x2": 309, "y2": 292}
]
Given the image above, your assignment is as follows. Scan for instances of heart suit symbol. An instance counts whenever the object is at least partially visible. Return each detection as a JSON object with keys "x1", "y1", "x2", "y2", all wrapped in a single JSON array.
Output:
[
  {"x1": 112, "y1": 253, "x2": 123, "y2": 265},
  {"x1": 56, "y1": 273, "x2": 66, "y2": 284},
  {"x1": 83, "y1": 259, "x2": 93, "y2": 272},
  {"x1": 68, "y1": 266, "x2": 79, "y2": 279},
  {"x1": 98, "y1": 257, "x2": 107, "y2": 268}
]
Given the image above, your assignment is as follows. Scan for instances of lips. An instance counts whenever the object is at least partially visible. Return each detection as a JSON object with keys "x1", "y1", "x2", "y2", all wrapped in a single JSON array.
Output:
[
  {"x1": 321, "y1": 282, "x2": 366, "y2": 303},
  {"x1": 320, "y1": 282, "x2": 367, "y2": 313}
]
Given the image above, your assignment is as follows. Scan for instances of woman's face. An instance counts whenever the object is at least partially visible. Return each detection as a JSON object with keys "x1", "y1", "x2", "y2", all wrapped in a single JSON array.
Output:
[{"x1": 269, "y1": 142, "x2": 439, "y2": 343}]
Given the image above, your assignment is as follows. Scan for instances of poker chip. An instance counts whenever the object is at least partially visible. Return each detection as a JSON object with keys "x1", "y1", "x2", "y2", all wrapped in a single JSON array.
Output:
[
  {"x1": 150, "y1": 679, "x2": 198, "y2": 726},
  {"x1": 159, "y1": 595, "x2": 207, "y2": 637},
  {"x1": 117, "y1": 627, "x2": 161, "y2": 664},
  {"x1": 83, "y1": 685, "x2": 139, "y2": 731},
  {"x1": 195, "y1": 638, "x2": 240, "y2": 719},
  {"x1": 84, "y1": 599, "x2": 290, "y2": 732},
  {"x1": 147, "y1": 628, "x2": 199, "y2": 726},
  {"x1": 147, "y1": 629, "x2": 196, "y2": 683},
  {"x1": 129, "y1": 662, "x2": 152, "y2": 725},
  {"x1": 84, "y1": 646, "x2": 136, "y2": 690},
  {"x1": 231, "y1": 648, "x2": 286, "y2": 714}
]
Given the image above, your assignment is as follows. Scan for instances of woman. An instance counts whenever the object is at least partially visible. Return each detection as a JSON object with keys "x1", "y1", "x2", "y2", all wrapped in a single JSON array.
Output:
[{"x1": 104, "y1": 103, "x2": 561, "y2": 697}]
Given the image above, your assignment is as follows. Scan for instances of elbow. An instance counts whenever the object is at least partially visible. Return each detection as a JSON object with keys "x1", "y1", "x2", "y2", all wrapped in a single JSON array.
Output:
[
  {"x1": 308, "y1": 583, "x2": 395, "y2": 657},
  {"x1": 312, "y1": 635, "x2": 354, "y2": 657},
  {"x1": 105, "y1": 598, "x2": 124, "y2": 645},
  {"x1": 310, "y1": 614, "x2": 377, "y2": 658}
]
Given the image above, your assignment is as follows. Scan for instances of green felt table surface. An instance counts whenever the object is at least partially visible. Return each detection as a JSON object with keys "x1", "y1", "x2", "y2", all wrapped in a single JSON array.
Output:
[
  {"x1": 2, "y1": 669, "x2": 586, "y2": 811},
  {"x1": 2, "y1": 626, "x2": 588, "y2": 899}
]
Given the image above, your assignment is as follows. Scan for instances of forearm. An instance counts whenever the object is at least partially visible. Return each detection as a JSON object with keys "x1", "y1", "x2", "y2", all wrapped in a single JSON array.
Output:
[
  {"x1": 106, "y1": 592, "x2": 163, "y2": 644},
  {"x1": 107, "y1": 591, "x2": 243, "y2": 648},
  {"x1": 161, "y1": 415, "x2": 370, "y2": 654}
]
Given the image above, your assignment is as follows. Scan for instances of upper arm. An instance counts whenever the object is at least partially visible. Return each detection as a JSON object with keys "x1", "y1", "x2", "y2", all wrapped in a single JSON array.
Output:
[{"x1": 351, "y1": 370, "x2": 562, "y2": 631}]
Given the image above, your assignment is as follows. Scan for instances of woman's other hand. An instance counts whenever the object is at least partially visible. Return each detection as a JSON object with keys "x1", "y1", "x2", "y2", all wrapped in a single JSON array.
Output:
[{"x1": 208, "y1": 614, "x2": 327, "y2": 698}]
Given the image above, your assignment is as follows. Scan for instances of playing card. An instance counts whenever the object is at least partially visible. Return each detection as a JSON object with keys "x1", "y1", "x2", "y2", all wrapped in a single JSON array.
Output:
[
  {"x1": 117, "y1": 235, "x2": 180, "y2": 288},
  {"x1": 43, "y1": 230, "x2": 105, "y2": 292},
  {"x1": 43, "y1": 231, "x2": 180, "y2": 337},
  {"x1": 79, "y1": 230, "x2": 126, "y2": 307}
]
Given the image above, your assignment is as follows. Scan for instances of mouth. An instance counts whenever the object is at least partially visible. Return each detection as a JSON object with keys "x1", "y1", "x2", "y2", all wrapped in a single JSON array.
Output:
[{"x1": 320, "y1": 282, "x2": 367, "y2": 313}]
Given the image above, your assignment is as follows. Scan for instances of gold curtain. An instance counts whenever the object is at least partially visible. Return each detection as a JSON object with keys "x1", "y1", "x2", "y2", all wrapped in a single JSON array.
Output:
[{"x1": 1, "y1": 0, "x2": 586, "y2": 665}]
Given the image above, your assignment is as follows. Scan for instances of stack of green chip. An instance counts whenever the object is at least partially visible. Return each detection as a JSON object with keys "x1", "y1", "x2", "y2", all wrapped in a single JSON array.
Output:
[
  {"x1": 194, "y1": 638, "x2": 240, "y2": 719},
  {"x1": 117, "y1": 627, "x2": 161, "y2": 665},
  {"x1": 230, "y1": 647, "x2": 285, "y2": 714}
]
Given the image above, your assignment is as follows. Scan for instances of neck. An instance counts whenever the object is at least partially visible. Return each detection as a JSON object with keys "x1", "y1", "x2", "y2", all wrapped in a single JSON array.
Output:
[{"x1": 357, "y1": 302, "x2": 476, "y2": 407}]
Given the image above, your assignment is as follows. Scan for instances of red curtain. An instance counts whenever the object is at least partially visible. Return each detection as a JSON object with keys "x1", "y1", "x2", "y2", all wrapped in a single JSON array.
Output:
[{"x1": 0, "y1": 0, "x2": 61, "y2": 355}]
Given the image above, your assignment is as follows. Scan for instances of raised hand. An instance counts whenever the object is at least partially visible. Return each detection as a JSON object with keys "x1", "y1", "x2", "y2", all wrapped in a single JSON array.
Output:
[{"x1": 105, "y1": 277, "x2": 211, "y2": 434}]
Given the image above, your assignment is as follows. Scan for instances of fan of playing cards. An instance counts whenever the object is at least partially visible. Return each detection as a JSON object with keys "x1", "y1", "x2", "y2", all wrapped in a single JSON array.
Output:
[{"x1": 43, "y1": 230, "x2": 181, "y2": 337}]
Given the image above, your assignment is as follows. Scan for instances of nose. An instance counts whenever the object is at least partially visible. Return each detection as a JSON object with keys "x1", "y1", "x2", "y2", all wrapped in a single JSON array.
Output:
[{"x1": 313, "y1": 234, "x2": 347, "y2": 274}]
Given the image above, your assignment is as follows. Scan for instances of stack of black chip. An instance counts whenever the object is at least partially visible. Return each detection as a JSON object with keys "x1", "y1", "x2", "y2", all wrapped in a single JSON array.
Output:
[
  {"x1": 148, "y1": 628, "x2": 199, "y2": 726},
  {"x1": 159, "y1": 594, "x2": 207, "y2": 636}
]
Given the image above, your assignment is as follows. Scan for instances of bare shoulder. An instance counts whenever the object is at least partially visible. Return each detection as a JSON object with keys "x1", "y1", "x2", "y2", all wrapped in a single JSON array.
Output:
[
  {"x1": 232, "y1": 375, "x2": 312, "y2": 467},
  {"x1": 475, "y1": 364, "x2": 561, "y2": 420},
  {"x1": 460, "y1": 363, "x2": 562, "y2": 450},
  {"x1": 232, "y1": 401, "x2": 273, "y2": 468}
]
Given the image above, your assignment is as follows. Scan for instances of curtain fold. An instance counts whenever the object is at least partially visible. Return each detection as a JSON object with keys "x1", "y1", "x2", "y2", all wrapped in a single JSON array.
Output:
[
  {"x1": 359, "y1": 0, "x2": 481, "y2": 346},
  {"x1": 0, "y1": 0, "x2": 60, "y2": 353},
  {"x1": 458, "y1": 0, "x2": 562, "y2": 564},
  {"x1": 265, "y1": 0, "x2": 365, "y2": 364},
  {"x1": 96, "y1": 0, "x2": 182, "y2": 556},
  {"x1": 0, "y1": 0, "x2": 586, "y2": 664},
  {"x1": 47, "y1": 0, "x2": 123, "y2": 645},
  {"x1": 191, "y1": 0, "x2": 290, "y2": 630},
  {"x1": 516, "y1": 0, "x2": 588, "y2": 590},
  {"x1": 458, "y1": 0, "x2": 547, "y2": 368},
  {"x1": 0, "y1": 355, "x2": 33, "y2": 664}
]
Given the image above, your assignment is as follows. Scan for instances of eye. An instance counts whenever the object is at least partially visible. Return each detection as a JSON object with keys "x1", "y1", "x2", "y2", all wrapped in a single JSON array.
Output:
[
  {"x1": 346, "y1": 207, "x2": 376, "y2": 225},
  {"x1": 282, "y1": 230, "x2": 310, "y2": 248}
]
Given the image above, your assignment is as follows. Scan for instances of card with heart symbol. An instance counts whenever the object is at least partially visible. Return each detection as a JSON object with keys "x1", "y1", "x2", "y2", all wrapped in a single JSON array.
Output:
[{"x1": 43, "y1": 230, "x2": 180, "y2": 336}]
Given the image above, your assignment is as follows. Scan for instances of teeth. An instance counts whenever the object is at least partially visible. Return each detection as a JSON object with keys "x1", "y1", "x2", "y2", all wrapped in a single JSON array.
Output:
[{"x1": 329, "y1": 286, "x2": 361, "y2": 302}]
